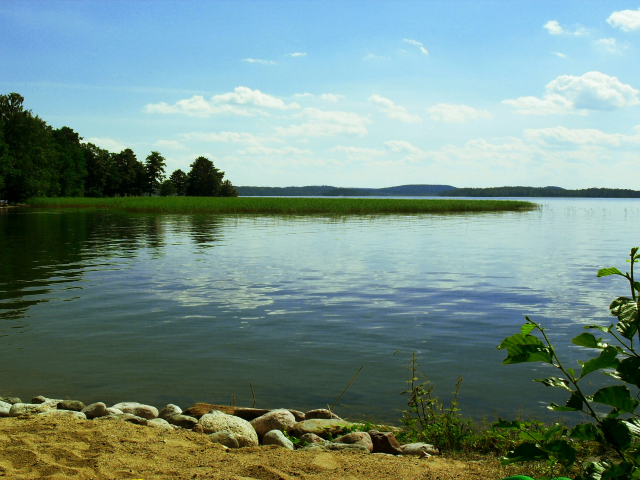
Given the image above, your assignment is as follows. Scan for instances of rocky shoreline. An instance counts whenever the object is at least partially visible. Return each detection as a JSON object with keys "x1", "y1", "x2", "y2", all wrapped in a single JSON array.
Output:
[{"x1": 0, "y1": 395, "x2": 439, "y2": 458}]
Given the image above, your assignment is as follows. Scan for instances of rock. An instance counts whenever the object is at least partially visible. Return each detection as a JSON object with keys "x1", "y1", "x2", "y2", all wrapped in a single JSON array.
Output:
[
  {"x1": 96, "y1": 413, "x2": 148, "y2": 426},
  {"x1": 290, "y1": 419, "x2": 350, "y2": 439},
  {"x1": 236, "y1": 435, "x2": 254, "y2": 448},
  {"x1": 263, "y1": 430, "x2": 294, "y2": 450},
  {"x1": 106, "y1": 408, "x2": 123, "y2": 415},
  {"x1": 110, "y1": 402, "x2": 158, "y2": 419},
  {"x1": 250, "y1": 409, "x2": 296, "y2": 440},
  {"x1": 199, "y1": 410, "x2": 258, "y2": 446},
  {"x1": 58, "y1": 400, "x2": 85, "y2": 412},
  {"x1": 368, "y1": 430, "x2": 403, "y2": 455},
  {"x1": 159, "y1": 404, "x2": 182, "y2": 419},
  {"x1": 39, "y1": 410, "x2": 87, "y2": 420},
  {"x1": 304, "y1": 409, "x2": 342, "y2": 420},
  {"x1": 299, "y1": 433, "x2": 326, "y2": 445},
  {"x1": 401, "y1": 443, "x2": 440, "y2": 457},
  {"x1": 81, "y1": 402, "x2": 108, "y2": 419},
  {"x1": 333, "y1": 432, "x2": 373, "y2": 452},
  {"x1": 233, "y1": 407, "x2": 271, "y2": 421},
  {"x1": 166, "y1": 414, "x2": 198, "y2": 429},
  {"x1": 301, "y1": 442, "x2": 370, "y2": 453},
  {"x1": 9, "y1": 403, "x2": 54, "y2": 416},
  {"x1": 192, "y1": 424, "x2": 204, "y2": 434},
  {"x1": 148, "y1": 418, "x2": 173, "y2": 430},
  {"x1": 0, "y1": 397, "x2": 21, "y2": 405},
  {"x1": 31, "y1": 396, "x2": 62, "y2": 408},
  {"x1": 182, "y1": 403, "x2": 234, "y2": 419},
  {"x1": 209, "y1": 432, "x2": 239, "y2": 449},
  {"x1": 289, "y1": 410, "x2": 306, "y2": 422},
  {"x1": 0, "y1": 401, "x2": 12, "y2": 417}
]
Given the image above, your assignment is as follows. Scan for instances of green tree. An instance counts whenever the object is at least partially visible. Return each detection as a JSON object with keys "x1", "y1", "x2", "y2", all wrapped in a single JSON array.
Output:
[
  {"x1": 169, "y1": 169, "x2": 188, "y2": 196},
  {"x1": 51, "y1": 126, "x2": 86, "y2": 197},
  {"x1": 113, "y1": 148, "x2": 145, "y2": 196},
  {"x1": 82, "y1": 143, "x2": 113, "y2": 197},
  {"x1": 144, "y1": 151, "x2": 166, "y2": 195},
  {"x1": 186, "y1": 156, "x2": 224, "y2": 196},
  {"x1": 159, "y1": 179, "x2": 176, "y2": 196},
  {"x1": 220, "y1": 179, "x2": 239, "y2": 197}
]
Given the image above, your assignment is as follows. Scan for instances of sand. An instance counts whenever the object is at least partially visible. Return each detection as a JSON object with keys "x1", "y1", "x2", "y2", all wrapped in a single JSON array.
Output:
[{"x1": 0, "y1": 416, "x2": 527, "y2": 479}]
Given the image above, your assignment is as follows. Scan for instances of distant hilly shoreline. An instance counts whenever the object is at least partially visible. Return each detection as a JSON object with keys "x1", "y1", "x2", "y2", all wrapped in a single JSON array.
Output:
[{"x1": 236, "y1": 185, "x2": 640, "y2": 198}]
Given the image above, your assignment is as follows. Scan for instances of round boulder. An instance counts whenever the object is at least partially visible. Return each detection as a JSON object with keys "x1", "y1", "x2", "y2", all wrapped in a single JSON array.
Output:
[
  {"x1": 263, "y1": 430, "x2": 294, "y2": 450},
  {"x1": 209, "y1": 432, "x2": 239, "y2": 449},
  {"x1": 199, "y1": 410, "x2": 258, "y2": 447},
  {"x1": 81, "y1": 402, "x2": 108, "y2": 419},
  {"x1": 250, "y1": 409, "x2": 296, "y2": 440},
  {"x1": 110, "y1": 402, "x2": 158, "y2": 419},
  {"x1": 159, "y1": 404, "x2": 182, "y2": 419}
]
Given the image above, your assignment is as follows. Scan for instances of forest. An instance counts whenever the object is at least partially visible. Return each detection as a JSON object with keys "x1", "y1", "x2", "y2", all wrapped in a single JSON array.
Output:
[{"x1": 0, "y1": 93, "x2": 238, "y2": 203}]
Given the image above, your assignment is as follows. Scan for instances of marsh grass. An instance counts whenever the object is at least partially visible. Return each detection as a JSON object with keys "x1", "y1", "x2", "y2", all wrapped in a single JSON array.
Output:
[{"x1": 26, "y1": 196, "x2": 537, "y2": 215}]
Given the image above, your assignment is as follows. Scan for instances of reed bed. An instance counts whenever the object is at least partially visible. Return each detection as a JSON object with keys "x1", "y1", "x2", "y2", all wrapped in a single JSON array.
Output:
[{"x1": 26, "y1": 196, "x2": 537, "y2": 214}]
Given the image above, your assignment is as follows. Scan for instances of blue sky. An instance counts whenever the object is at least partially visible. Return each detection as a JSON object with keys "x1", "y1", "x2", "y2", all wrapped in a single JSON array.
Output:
[{"x1": 2, "y1": 1, "x2": 640, "y2": 189}]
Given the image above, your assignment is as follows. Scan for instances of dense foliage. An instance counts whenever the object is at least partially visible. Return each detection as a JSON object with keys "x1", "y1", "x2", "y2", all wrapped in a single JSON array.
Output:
[
  {"x1": 0, "y1": 92, "x2": 237, "y2": 202},
  {"x1": 441, "y1": 186, "x2": 640, "y2": 198}
]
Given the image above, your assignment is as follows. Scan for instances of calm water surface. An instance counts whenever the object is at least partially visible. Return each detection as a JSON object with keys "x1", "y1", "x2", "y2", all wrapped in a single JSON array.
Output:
[{"x1": 1, "y1": 198, "x2": 639, "y2": 423}]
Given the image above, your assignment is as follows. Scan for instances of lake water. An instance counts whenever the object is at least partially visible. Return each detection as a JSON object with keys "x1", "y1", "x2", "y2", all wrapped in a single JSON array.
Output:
[{"x1": 1, "y1": 198, "x2": 639, "y2": 424}]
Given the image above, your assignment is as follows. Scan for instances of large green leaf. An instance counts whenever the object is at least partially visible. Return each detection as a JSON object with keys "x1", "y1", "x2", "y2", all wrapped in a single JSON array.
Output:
[
  {"x1": 601, "y1": 462, "x2": 636, "y2": 480},
  {"x1": 549, "y1": 392, "x2": 584, "y2": 412},
  {"x1": 572, "y1": 332, "x2": 605, "y2": 349},
  {"x1": 570, "y1": 423, "x2": 601, "y2": 441},
  {"x1": 541, "y1": 439, "x2": 576, "y2": 468},
  {"x1": 610, "y1": 297, "x2": 640, "y2": 340},
  {"x1": 601, "y1": 418, "x2": 632, "y2": 451},
  {"x1": 597, "y1": 267, "x2": 625, "y2": 278},
  {"x1": 623, "y1": 417, "x2": 640, "y2": 439},
  {"x1": 493, "y1": 418, "x2": 521, "y2": 430},
  {"x1": 615, "y1": 357, "x2": 640, "y2": 389},
  {"x1": 593, "y1": 385, "x2": 639, "y2": 413},
  {"x1": 500, "y1": 442, "x2": 549, "y2": 465},
  {"x1": 585, "y1": 324, "x2": 613, "y2": 334},
  {"x1": 497, "y1": 333, "x2": 553, "y2": 364},
  {"x1": 579, "y1": 346, "x2": 620, "y2": 378},
  {"x1": 534, "y1": 376, "x2": 572, "y2": 391},
  {"x1": 521, "y1": 322, "x2": 536, "y2": 335}
]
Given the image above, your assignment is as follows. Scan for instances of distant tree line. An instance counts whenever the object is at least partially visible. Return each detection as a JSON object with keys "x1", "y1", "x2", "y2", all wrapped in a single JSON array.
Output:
[
  {"x1": 0, "y1": 93, "x2": 237, "y2": 202},
  {"x1": 440, "y1": 186, "x2": 640, "y2": 198}
]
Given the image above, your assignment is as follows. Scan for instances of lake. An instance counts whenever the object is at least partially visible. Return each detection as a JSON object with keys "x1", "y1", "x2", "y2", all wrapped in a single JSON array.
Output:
[{"x1": 1, "y1": 198, "x2": 638, "y2": 424}]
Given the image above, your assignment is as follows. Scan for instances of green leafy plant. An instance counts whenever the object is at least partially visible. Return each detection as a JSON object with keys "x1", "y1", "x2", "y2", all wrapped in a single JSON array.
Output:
[
  {"x1": 396, "y1": 352, "x2": 475, "y2": 450},
  {"x1": 497, "y1": 247, "x2": 640, "y2": 480}
]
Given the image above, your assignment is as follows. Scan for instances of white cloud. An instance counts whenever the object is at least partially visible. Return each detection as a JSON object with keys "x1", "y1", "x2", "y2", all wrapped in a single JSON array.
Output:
[
  {"x1": 383, "y1": 140, "x2": 425, "y2": 155},
  {"x1": 331, "y1": 146, "x2": 386, "y2": 156},
  {"x1": 403, "y1": 38, "x2": 429, "y2": 55},
  {"x1": 368, "y1": 94, "x2": 422, "y2": 123},
  {"x1": 294, "y1": 93, "x2": 314, "y2": 98},
  {"x1": 286, "y1": 52, "x2": 307, "y2": 57},
  {"x1": 180, "y1": 131, "x2": 282, "y2": 145},
  {"x1": 238, "y1": 146, "x2": 312, "y2": 155},
  {"x1": 543, "y1": 20, "x2": 586, "y2": 36},
  {"x1": 84, "y1": 137, "x2": 127, "y2": 152},
  {"x1": 242, "y1": 58, "x2": 277, "y2": 65},
  {"x1": 594, "y1": 38, "x2": 626, "y2": 55},
  {"x1": 153, "y1": 140, "x2": 186, "y2": 149},
  {"x1": 143, "y1": 95, "x2": 256, "y2": 117},
  {"x1": 607, "y1": 7, "x2": 640, "y2": 32},
  {"x1": 503, "y1": 71, "x2": 640, "y2": 115},
  {"x1": 320, "y1": 93, "x2": 345, "y2": 102},
  {"x1": 523, "y1": 125, "x2": 640, "y2": 147},
  {"x1": 212, "y1": 86, "x2": 300, "y2": 110},
  {"x1": 275, "y1": 107, "x2": 371, "y2": 137},
  {"x1": 552, "y1": 52, "x2": 567, "y2": 58},
  {"x1": 426, "y1": 103, "x2": 492, "y2": 123}
]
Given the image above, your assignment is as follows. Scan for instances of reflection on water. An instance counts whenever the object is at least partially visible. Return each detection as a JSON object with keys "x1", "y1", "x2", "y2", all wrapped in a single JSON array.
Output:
[{"x1": 1, "y1": 200, "x2": 640, "y2": 423}]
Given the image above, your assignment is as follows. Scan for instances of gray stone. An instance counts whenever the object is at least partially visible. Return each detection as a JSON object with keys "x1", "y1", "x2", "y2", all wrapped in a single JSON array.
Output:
[
  {"x1": 250, "y1": 409, "x2": 296, "y2": 440},
  {"x1": 209, "y1": 431, "x2": 239, "y2": 449},
  {"x1": 110, "y1": 402, "x2": 158, "y2": 419},
  {"x1": 95, "y1": 413, "x2": 148, "y2": 426},
  {"x1": 148, "y1": 418, "x2": 173, "y2": 430},
  {"x1": 9, "y1": 403, "x2": 54, "y2": 416},
  {"x1": 290, "y1": 419, "x2": 351, "y2": 439},
  {"x1": 333, "y1": 432, "x2": 373, "y2": 452},
  {"x1": 0, "y1": 401, "x2": 12, "y2": 417},
  {"x1": 301, "y1": 442, "x2": 370, "y2": 453},
  {"x1": 199, "y1": 410, "x2": 258, "y2": 446},
  {"x1": 166, "y1": 414, "x2": 198, "y2": 429},
  {"x1": 0, "y1": 397, "x2": 21, "y2": 405},
  {"x1": 236, "y1": 435, "x2": 254, "y2": 448},
  {"x1": 304, "y1": 409, "x2": 342, "y2": 420},
  {"x1": 31, "y1": 396, "x2": 62, "y2": 408},
  {"x1": 81, "y1": 402, "x2": 108, "y2": 419},
  {"x1": 39, "y1": 410, "x2": 87, "y2": 420},
  {"x1": 106, "y1": 407, "x2": 123, "y2": 415},
  {"x1": 368, "y1": 430, "x2": 403, "y2": 455},
  {"x1": 289, "y1": 410, "x2": 306, "y2": 422},
  {"x1": 263, "y1": 430, "x2": 294, "y2": 450},
  {"x1": 58, "y1": 400, "x2": 85, "y2": 412},
  {"x1": 299, "y1": 433, "x2": 326, "y2": 445},
  {"x1": 158, "y1": 404, "x2": 182, "y2": 419},
  {"x1": 400, "y1": 443, "x2": 440, "y2": 457}
]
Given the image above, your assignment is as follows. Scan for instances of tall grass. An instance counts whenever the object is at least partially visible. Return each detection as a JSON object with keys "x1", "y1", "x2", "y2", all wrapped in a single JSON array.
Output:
[{"x1": 26, "y1": 196, "x2": 537, "y2": 215}]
